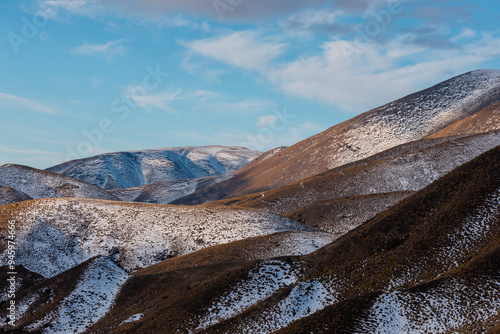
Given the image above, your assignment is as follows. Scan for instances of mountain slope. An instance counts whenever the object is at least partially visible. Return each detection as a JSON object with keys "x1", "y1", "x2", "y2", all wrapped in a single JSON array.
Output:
[
  {"x1": 47, "y1": 146, "x2": 261, "y2": 190},
  {"x1": 87, "y1": 144, "x2": 500, "y2": 333},
  {"x1": 176, "y1": 70, "x2": 500, "y2": 204},
  {"x1": 109, "y1": 175, "x2": 230, "y2": 204},
  {"x1": 0, "y1": 198, "x2": 318, "y2": 278},
  {"x1": 427, "y1": 100, "x2": 500, "y2": 138},
  {"x1": 134, "y1": 231, "x2": 337, "y2": 275},
  {"x1": 205, "y1": 131, "x2": 500, "y2": 233},
  {"x1": 0, "y1": 185, "x2": 31, "y2": 206},
  {"x1": 0, "y1": 256, "x2": 129, "y2": 333},
  {"x1": 0, "y1": 164, "x2": 120, "y2": 201}
]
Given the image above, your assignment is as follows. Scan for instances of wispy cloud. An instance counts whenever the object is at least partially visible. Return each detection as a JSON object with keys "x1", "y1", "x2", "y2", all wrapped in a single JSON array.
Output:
[
  {"x1": 280, "y1": 9, "x2": 352, "y2": 36},
  {"x1": 124, "y1": 86, "x2": 183, "y2": 113},
  {"x1": 180, "y1": 32, "x2": 286, "y2": 71},
  {"x1": 181, "y1": 27, "x2": 500, "y2": 112},
  {"x1": 0, "y1": 93, "x2": 57, "y2": 114},
  {"x1": 256, "y1": 115, "x2": 278, "y2": 128},
  {"x1": 0, "y1": 147, "x2": 61, "y2": 155},
  {"x1": 70, "y1": 37, "x2": 132, "y2": 60}
]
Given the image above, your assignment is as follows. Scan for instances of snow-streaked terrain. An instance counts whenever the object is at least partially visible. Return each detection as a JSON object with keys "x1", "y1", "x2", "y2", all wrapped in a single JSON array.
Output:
[
  {"x1": 47, "y1": 146, "x2": 261, "y2": 190},
  {"x1": 197, "y1": 260, "x2": 300, "y2": 330},
  {"x1": 319, "y1": 69, "x2": 500, "y2": 171},
  {"x1": 354, "y1": 277, "x2": 500, "y2": 333},
  {"x1": 47, "y1": 257, "x2": 129, "y2": 334},
  {"x1": 0, "y1": 198, "x2": 318, "y2": 277},
  {"x1": 0, "y1": 164, "x2": 120, "y2": 201}
]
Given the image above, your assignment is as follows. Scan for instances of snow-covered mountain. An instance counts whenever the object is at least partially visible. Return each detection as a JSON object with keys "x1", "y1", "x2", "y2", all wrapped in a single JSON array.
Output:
[
  {"x1": 0, "y1": 164, "x2": 120, "y2": 202},
  {"x1": 178, "y1": 70, "x2": 500, "y2": 204},
  {"x1": 47, "y1": 146, "x2": 261, "y2": 190}
]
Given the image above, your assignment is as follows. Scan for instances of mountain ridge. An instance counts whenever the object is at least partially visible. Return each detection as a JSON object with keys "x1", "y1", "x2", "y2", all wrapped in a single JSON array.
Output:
[{"x1": 46, "y1": 145, "x2": 261, "y2": 190}]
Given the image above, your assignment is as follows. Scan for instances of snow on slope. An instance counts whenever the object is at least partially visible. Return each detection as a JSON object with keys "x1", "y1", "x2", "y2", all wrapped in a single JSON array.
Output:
[
  {"x1": 0, "y1": 198, "x2": 317, "y2": 277},
  {"x1": 7, "y1": 257, "x2": 130, "y2": 334},
  {"x1": 109, "y1": 175, "x2": 231, "y2": 203},
  {"x1": 47, "y1": 146, "x2": 261, "y2": 190},
  {"x1": 47, "y1": 257, "x2": 129, "y2": 334},
  {"x1": 0, "y1": 164, "x2": 120, "y2": 201},
  {"x1": 354, "y1": 277, "x2": 500, "y2": 333},
  {"x1": 325, "y1": 70, "x2": 500, "y2": 169},
  {"x1": 0, "y1": 185, "x2": 31, "y2": 206},
  {"x1": 135, "y1": 231, "x2": 338, "y2": 275},
  {"x1": 197, "y1": 260, "x2": 300, "y2": 330}
]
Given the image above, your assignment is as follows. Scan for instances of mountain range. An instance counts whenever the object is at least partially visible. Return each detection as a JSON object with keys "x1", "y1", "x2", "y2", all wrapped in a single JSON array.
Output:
[{"x1": 1, "y1": 70, "x2": 500, "y2": 333}]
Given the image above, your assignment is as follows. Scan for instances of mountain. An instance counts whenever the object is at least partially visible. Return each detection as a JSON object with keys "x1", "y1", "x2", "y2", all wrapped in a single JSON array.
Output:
[
  {"x1": 83, "y1": 144, "x2": 500, "y2": 333},
  {"x1": 175, "y1": 70, "x2": 500, "y2": 204},
  {"x1": 0, "y1": 185, "x2": 31, "y2": 206},
  {"x1": 0, "y1": 198, "x2": 319, "y2": 278},
  {"x1": 0, "y1": 164, "x2": 120, "y2": 202},
  {"x1": 47, "y1": 145, "x2": 261, "y2": 190}
]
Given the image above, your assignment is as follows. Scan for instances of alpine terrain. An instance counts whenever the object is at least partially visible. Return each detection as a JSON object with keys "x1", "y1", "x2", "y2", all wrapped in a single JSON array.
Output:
[{"x1": 1, "y1": 70, "x2": 500, "y2": 333}]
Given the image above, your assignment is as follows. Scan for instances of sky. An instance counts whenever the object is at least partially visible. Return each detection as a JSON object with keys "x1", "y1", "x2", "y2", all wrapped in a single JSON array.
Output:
[{"x1": 1, "y1": 0, "x2": 500, "y2": 168}]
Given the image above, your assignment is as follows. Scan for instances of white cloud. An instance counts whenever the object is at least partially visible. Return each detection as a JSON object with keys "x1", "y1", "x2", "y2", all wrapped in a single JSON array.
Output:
[
  {"x1": 215, "y1": 99, "x2": 276, "y2": 114},
  {"x1": 280, "y1": 9, "x2": 348, "y2": 36},
  {"x1": 124, "y1": 87, "x2": 182, "y2": 113},
  {"x1": 180, "y1": 32, "x2": 286, "y2": 71},
  {"x1": 257, "y1": 115, "x2": 278, "y2": 127},
  {"x1": 0, "y1": 93, "x2": 57, "y2": 114},
  {"x1": 70, "y1": 37, "x2": 131, "y2": 60},
  {"x1": 0, "y1": 147, "x2": 61, "y2": 155},
  {"x1": 268, "y1": 33, "x2": 500, "y2": 111},
  {"x1": 180, "y1": 30, "x2": 497, "y2": 112},
  {"x1": 453, "y1": 27, "x2": 477, "y2": 41}
]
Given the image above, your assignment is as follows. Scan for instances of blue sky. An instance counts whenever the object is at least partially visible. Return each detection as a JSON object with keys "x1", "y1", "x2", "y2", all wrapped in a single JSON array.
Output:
[{"x1": 1, "y1": 0, "x2": 500, "y2": 168}]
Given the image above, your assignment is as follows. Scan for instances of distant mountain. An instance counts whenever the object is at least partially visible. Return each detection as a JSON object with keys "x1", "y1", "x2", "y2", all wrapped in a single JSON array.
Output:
[
  {"x1": 0, "y1": 198, "x2": 318, "y2": 278},
  {"x1": 0, "y1": 164, "x2": 120, "y2": 202},
  {"x1": 80, "y1": 144, "x2": 500, "y2": 333},
  {"x1": 0, "y1": 185, "x2": 31, "y2": 206},
  {"x1": 177, "y1": 70, "x2": 500, "y2": 204},
  {"x1": 47, "y1": 146, "x2": 261, "y2": 190}
]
